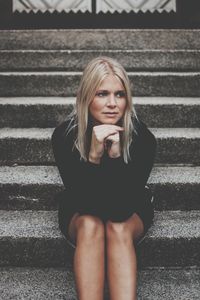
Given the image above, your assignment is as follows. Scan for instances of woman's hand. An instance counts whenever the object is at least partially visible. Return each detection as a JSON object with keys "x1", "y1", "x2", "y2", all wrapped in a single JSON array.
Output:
[
  {"x1": 105, "y1": 132, "x2": 121, "y2": 158},
  {"x1": 89, "y1": 124, "x2": 123, "y2": 164}
]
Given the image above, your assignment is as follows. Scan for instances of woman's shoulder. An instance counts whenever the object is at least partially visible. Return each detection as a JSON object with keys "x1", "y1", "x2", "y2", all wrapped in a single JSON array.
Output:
[
  {"x1": 51, "y1": 117, "x2": 77, "y2": 144},
  {"x1": 134, "y1": 117, "x2": 148, "y2": 131},
  {"x1": 132, "y1": 117, "x2": 157, "y2": 147}
]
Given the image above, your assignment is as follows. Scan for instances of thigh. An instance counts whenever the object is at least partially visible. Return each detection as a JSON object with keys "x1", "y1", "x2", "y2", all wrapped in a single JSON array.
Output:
[{"x1": 124, "y1": 212, "x2": 145, "y2": 245}]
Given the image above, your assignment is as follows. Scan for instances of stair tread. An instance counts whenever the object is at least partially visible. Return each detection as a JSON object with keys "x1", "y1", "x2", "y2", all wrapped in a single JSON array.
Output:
[
  {"x1": 0, "y1": 210, "x2": 200, "y2": 239},
  {"x1": 0, "y1": 267, "x2": 200, "y2": 300},
  {"x1": 1, "y1": 127, "x2": 200, "y2": 139},
  {"x1": 1, "y1": 96, "x2": 200, "y2": 105},
  {"x1": 1, "y1": 71, "x2": 200, "y2": 75},
  {"x1": 1, "y1": 49, "x2": 200, "y2": 52},
  {"x1": 0, "y1": 165, "x2": 199, "y2": 185}
]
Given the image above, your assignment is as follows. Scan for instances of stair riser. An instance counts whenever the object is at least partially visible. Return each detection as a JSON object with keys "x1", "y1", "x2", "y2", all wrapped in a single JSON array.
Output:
[
  {"x1": 1, "y1": 73, "x2": 200, "y2": 96},
  {"x1": 0, "y1": 238, "x2": 72, "y2": 268},
  {"x1": 1, "y1": 103, "x2": 200, "y2": 128},
  {"x1": 0, "y1": 236, "x2": 199, "y2": 268},
  {"x1": 0, "y1": 103, "x2": 74, "y2": 128},
  {"x1": 0, "y1": 183, "x2": 200, "y2": 211},
  {"x1": 0, "y1": 184, "x2": 61, "y2": 210},
  {"x1": 1, "y1": 30, "x2": 200, "y2": 50},
  {"x1": 136, "y1": 238, "x2": 200, "y2": 268},
  {"x1": 1, "y1": 137, "x2": 199, "y2": 164},
  {"x1": 1, "y1": 51, "x2": 200, "y2": 71}
]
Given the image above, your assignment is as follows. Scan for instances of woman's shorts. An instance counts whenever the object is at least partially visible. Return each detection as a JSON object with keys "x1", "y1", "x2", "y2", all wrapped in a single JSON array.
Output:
[{"x1": 56, "y1": 185, "x2": 154, "y2": 249}]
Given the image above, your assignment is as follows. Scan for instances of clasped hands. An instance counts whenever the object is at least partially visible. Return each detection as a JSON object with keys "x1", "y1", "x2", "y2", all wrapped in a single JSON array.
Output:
[{"x1": 89, "y1": 124, "x2": 124, "y2": 164}]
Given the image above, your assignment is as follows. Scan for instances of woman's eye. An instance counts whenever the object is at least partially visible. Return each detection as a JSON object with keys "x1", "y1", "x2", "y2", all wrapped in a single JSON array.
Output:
[
  {"x1": 95, "y1": 91, "x2": 125, "y2": 98},
  {"x1": 96, "y1": 91, "x2": 108, "y2": 97},
  {"x1": 116, "y1": 91, "x2": 125, "y2": 98}
]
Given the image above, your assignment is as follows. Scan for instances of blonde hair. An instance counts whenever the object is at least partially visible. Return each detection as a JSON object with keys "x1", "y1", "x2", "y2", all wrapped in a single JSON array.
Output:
[{"x1": 66, "y1": 56, "x2": 138, "y2": 163}]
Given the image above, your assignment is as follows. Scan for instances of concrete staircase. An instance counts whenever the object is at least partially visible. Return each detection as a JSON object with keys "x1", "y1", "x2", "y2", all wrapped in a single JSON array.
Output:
[{"x1": 0, "y1": 29, "x2": 200, "y2": 299}]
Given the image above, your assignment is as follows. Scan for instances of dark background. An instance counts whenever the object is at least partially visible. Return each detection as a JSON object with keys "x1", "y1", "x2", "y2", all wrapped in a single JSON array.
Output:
[{"x1": 0, "y1": 0, "x2": 200, "y2": 29}]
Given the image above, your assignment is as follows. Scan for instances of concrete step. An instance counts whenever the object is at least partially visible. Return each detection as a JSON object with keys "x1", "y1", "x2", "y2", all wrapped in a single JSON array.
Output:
[
  {"x1": 0, "y1": 267, "x2": 200, "y2": 300},
  {"x1": 0, "y1": 210, "x2": 199, "y2": 268},
  {"x1": 1, "y1": 50, "x2": 200, "y2": 71},
  {"x1": 0, "y1": 165, "x2": 199, "y2": 211},
  {"x1": 0, "y1": 97, "x2": 200, "y2": 128},
  {"x1": 1, "y1": 71, "x2": 200, "y2": 97},
  {"x1": 1, "y1": 29, "x2": 200, "y2": 50},
  {"x1": 0, "y1": 128, "x2": 200, "y2": 165}
]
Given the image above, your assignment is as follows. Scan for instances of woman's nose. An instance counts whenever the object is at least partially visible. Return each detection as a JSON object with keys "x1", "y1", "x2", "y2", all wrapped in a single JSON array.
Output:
[{"x1": 107, "y1": 94, "x2": 117, "y2": 106}]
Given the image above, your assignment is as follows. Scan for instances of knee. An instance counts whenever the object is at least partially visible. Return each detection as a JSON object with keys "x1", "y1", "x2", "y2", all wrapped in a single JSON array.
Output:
[
  {"x1": 76, "y1": 214, "x2": 105, "y2": 243},
  {"x1": 106, "y1": 220, "x2": 131, "y2": 245}
]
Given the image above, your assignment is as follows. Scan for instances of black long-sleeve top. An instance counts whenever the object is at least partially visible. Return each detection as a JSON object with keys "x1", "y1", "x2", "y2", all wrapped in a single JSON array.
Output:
[{"x1": 51, "y1": 117, "x2": 157, "y2": 222}]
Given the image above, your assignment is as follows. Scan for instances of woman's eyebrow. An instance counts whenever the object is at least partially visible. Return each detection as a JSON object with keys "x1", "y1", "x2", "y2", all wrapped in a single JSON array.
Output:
[
  {"x1": 96, "y1": 89, "x2": 108, "y2": 92},
  {"x1": 115, "y1": 90, "x2": 126, "y2": 94},
  {"x1": 96, "y1": 89, "x2": 125, "y2": 92}
]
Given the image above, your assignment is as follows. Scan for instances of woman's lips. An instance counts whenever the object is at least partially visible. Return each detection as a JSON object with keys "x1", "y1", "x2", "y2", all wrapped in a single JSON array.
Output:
[{"x1": 103, "y1": 112, "x2": 118, "y2": 117}]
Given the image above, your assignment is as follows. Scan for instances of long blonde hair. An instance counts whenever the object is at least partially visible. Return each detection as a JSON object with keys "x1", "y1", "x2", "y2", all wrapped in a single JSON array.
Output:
[{"x1": 66, "y1": 56, "x2": 138, "y2": 163}]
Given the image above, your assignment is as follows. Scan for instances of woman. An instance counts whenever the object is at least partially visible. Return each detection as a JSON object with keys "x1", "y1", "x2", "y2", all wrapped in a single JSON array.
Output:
[{"x1": 51, "y1": 56, "x2": 157, "y2": 300}]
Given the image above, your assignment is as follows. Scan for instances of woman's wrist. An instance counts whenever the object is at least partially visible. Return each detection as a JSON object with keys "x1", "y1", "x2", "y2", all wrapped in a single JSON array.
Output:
[
  {"x1": 88, "y1": 153, "x2": 101, "y2": 164},
  {"x1": 109, "y1": 153, "x2": 121, "y2": 159}
]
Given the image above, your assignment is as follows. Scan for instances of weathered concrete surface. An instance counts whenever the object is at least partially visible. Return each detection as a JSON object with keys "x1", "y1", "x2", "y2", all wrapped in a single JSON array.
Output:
[
  {"x1": 0, "y1": 97, "x2": 74, "y2": 128},
  {"x1": 0, "y1": 166, "x2": 200, "y2": 211},
  {"x1": 0, "y1": 210, "x2": 200, "y2": 267},
  {"x1": 1, "y1": 72, "x2": 200, "y2": 96},
  {"x1": 0, "y1": 127, "x2": 200, "y2": 164},
  {"x1": 0, "y1": 97, "x2": 200, "y2": 128},
  {"x1": 137, "y1": 268, "x2": 200, "y2": 300},
  {"x1": 1, "y1": 50, "x2": 200, "y2": 71},
  {"x1": 0, "y1": 267, "x2": 78, "y2": 300},
  {"x1": 152, "y1": 127, "x2": 200, "y2": 164},
  {"x1": 135, "y1": 97, "x2": 200, "y2": 128},
  {"x1": 1, "y1": 30, "x2": 200, "y2": 50},
  {"x1": 0, "y1": 267, "x2": 200, "y2": 300}
]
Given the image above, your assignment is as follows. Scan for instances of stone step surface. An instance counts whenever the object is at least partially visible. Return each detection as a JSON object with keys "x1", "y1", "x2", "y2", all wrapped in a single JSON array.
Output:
[
  {"x1": 0, "y1": 165, "x2": 200, "y2": 211},
  {"x1": 1, "y1": 30, "x2": 200, "y2": 50},
  {"x1": 0, "y1": 210, "x2": 200, "y2": 268},
  {"x1": 1, "y1": 50, "x2": 200, "y2": 71},
  {"x1": 1, "y1": 97, "x2": 200, "y2": 128},
  {"x1": 1, "y1": 72, "x2": 200, "y2": 97},
  {"x1": 0, "y1": 127, "x2": 200, "y2": 165},
  {"x1": 0, "y1": 267, "x2": 199, "y2": 300},
  {"x1": 0, "y1": 27, "x2": 199, "y2": 299}
]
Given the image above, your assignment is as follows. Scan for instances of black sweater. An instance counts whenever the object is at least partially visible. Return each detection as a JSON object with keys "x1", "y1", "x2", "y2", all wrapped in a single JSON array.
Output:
[{"x1": 51, "y1": 118, "x2": 157, "y2": 221}]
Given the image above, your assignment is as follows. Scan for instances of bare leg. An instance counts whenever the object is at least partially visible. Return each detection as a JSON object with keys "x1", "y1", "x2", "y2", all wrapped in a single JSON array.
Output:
[
  {"x1": 106, "y1": 213, "x2": 144, "y2": 300},
  {"x1": 68, "y1": 214, "x2": 106, "y2": 300}
]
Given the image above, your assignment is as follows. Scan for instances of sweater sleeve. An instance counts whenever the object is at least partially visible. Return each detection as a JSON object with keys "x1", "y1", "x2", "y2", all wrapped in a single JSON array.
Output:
[
  {"x1": 51, "y1": 121, "x2": 103, "y2": 194},
  {"x1": 131, "y1": 122, "x2": 157, "y2": 190},
  {"x1": 100, "y1": 120, "x2": 157, "y2": 205}
]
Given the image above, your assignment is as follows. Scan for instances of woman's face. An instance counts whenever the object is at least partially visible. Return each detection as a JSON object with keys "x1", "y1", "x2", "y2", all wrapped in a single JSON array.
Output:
[{"x1": 89, "y1": 74, "x2": 127, "y2": 125}]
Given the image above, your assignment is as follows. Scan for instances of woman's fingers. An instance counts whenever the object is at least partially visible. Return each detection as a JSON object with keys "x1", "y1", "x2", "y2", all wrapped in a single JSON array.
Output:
[
  {"x1": 89, "y1": 124, "x2": 123, "y2": 161},
  {"x1": 106, "y1": 132, "x2": 120, "y2": 143},
  {"x1": 100, "y1": 124, "x2": 124, "y2": 132},
  {"x1": 93, "y1": 124, "x2": 123, "y2": 142}
]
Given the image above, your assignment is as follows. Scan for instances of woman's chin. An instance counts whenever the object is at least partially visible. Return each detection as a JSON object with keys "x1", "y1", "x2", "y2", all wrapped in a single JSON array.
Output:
[
  {"x1": 90, "y1": 116, "x2": 122, "y2": 126},
  {"x1": 102, "y1": 120, "x2": 118, "y2": 125}
]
